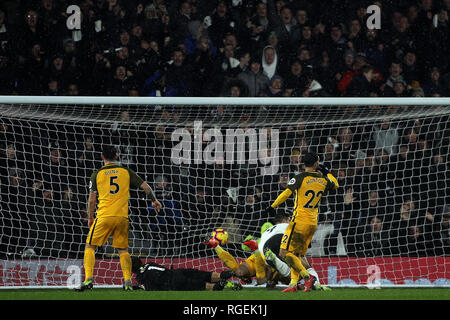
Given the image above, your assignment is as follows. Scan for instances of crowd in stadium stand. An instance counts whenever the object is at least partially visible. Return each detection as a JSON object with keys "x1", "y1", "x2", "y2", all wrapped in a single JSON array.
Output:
[
  {"x1": 0, "y1": 0, "x2": 450, "y2": 259},
  {"x1": 0, "y1": 0, "x2": 449, "y2": 97}
]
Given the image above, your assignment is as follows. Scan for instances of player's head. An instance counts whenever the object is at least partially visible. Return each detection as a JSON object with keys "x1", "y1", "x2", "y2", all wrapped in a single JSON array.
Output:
[
  {"x1": 302, "y1": 151, "x2": 319, "y2": 169},
  {"x1": 261, "y1": 222, "x2": 273, "y2": 234},
  {"x1": 131, "y1": 256, "x2": 143, "y2": 274},
  {"x1": 273, "y1": 213, "x2": 290, "y2": 224},
  {"x1": 101, "y1": 145, "x2": 118, "y2": 162}
]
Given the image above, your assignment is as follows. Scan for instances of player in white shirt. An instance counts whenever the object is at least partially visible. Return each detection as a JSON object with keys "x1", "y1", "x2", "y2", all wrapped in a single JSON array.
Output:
[{"x1": 247, "y1": 218, "x2": 330, "y2": 292}]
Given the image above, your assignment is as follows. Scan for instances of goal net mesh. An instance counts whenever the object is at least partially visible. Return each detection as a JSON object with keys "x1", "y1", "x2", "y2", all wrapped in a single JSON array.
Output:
[{"x1": 0, "y1": 102, "x2": 449, "y2": 287}]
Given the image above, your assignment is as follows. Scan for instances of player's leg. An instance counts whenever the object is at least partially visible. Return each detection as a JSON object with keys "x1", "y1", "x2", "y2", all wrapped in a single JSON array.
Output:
[
  {"x1": 241, "y1": 240, "x2": 267, "y2": 285},
  {"x1": 279, "y1": 223, "x2": 311, "y2": 280},
  {"x1": 253, "y1": 251, "x2": 268, "y2": 285},
  {"x1": 264, "y1": 248, "x2": 291, "y2": 277},
  {"x1": 280, "y1": 223, "x2": 317, "y2": 292},
  {"x1": 112, "y1": 217, "x2": 133, "y2": 290},
  {"x1": 300, "y1": 256, "x2": 331, "y2": 291},
  {"x1": 77, "y1": 243, "x2": 97, "y2": 291},
  {"x1": 213, "y1": 245, "x2": 240, "y2": 271},
  {"x1": 76, "y1": 217, "x2": 113, "y2": 291},
  {"x1": 297, "y1": 226, "x2": 318, "y2": 292},
  {"x1": 117, "y1": 248, "x2": 133, "y2": 290}
]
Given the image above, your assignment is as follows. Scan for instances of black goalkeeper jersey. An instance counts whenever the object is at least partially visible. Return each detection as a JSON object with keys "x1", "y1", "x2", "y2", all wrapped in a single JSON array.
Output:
[
  {"x1": 135, "y1": 262, "x2": 172, "y2": 290},
  {"x1": 135, "y1": 262, "x2": 213, "y2": 291}
]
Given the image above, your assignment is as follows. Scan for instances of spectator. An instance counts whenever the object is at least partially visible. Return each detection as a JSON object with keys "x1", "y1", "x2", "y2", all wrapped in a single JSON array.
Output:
[
  {"x1": 384, "y1": 61, "x2": 404, "y2": 89},
  {"x1": 273, "y1": 6, "x2": 301, "y2": 56},
  {"x1": 221, "y1": 78, "x2": 248, "y2": 97},
  {"x1": 298, "y1": 24, "x2": 320, "y2": 54},
  {"x1": 335, "y1": 127, "x2": 358, "y2": 163},
  {"x1": 39, "y1": 141, "x2": 70, "y2": 193},
  {"x1": 237, "y1": 56, "x2": 269, "y2": 97},
  {"x1": 59, "y1": 185, "x2": 84, "y2": 257},
  {"x1": 28, "y1": 187, "x2": 64, "y2": 257},
  {"x1": 208, "y1": 1, "x2": 235, "y2": 49},
  {"x1": 261, "y1": 74, "x2": 284, "y2": 97},
  {"x1": 372, "y1": 120, "x2": 399, "y2": 156},
  {"x1": 438, "y1": 212, "x2": 450, "y2": 255},
  {"x1": 325, "y1": 24, "x2": 347, "y2": 66},
  {"x1": 282, "y1": 59, "x2": 307, "y2": 97},
  {"x1": 245, "y1": 2, "x2": 274, "y2": 52},
  {"x1": 106, "y1": 65, "x2": 132, "y2": 96},
  {"x1": 261, "y1": 45, "x2": 280, "y2": 80},
  {"x1": 66, "y1": 83, "x2": 80, "y2": 96},
  {"x1": 237, "y1": 189, "x2": 266, "y2": 237},
  {"x1": 402, "y1": 49, "x2": 421, "y2": 87},
  {"x1": 344, "y1": 65, "x2": 377, "y2": 97},
  {"x1": 422, "y1": 66, "x2": 445, "y2": 96},
  {"x1": 337, "y1": 53, "x2": 368, "y2": 94},
  {"x1": 1, "y1": 167, "x2": 29, "y2": 256},
  {"x1": 389, "y1": 198, "x2": 420, "y2": 256},
  {"x1": 230, "y1": 50, "x2": 250, "y2": 76},
  {"x1": 359, "y1": 216, "x2": 391, "y2": 257},
  {"x1": 209, "y1": 43, "x2": 239, "y2": 95},
  {"x1": 287, "y1": 148, "x2": 303, "y2": 175},
  {"x1": 358, "y1": 28, "x2": 386, "y2": 72},
  {"x1": 165, "y1": 48, "x2": 194, "y2": 96}
]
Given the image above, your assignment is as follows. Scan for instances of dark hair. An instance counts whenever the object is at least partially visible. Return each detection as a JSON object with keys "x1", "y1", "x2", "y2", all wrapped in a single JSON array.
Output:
[
  {"x1": 102, "y1": 145, "x2": 117, "y2": 161},
  {"x1": 131, "y1": 256, "x2": 143, "y2": 274},
  {"x1": 274, "y1": 213, "x2": 289, "y2": 224},
  {"x1": 360, "y1": 65, "x2": 374, "y2": 74},
  {"x1": 302, "y1": 152, "x2": 319, "y2": 167}
]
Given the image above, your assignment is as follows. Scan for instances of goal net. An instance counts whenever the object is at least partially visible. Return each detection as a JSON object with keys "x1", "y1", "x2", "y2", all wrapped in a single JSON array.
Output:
[{"x1": 0, "y1": 97, "x2": 449, "y2": 288}]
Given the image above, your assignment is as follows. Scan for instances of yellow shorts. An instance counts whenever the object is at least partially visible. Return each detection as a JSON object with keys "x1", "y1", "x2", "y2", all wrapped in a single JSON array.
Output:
[
  {"x1": 86, "y1": 216, "x2": 129, "y2": 249},
  {"x1": 280, "y1": 221, "x2": 316, "y2": 256}
]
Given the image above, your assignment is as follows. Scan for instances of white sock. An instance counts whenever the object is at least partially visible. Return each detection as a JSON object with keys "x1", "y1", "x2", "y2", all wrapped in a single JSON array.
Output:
[
  {"x1": 307, "y1": 268, "x2": 321, "y2": 285},
  {"x1": 272, "y1": 255, "x2": 291, "y2": 277}
]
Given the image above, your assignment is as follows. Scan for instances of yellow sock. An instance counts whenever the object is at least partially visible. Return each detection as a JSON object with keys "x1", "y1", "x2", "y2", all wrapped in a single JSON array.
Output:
[
  {"x1": 290, "y1": 268, "x2": 299, "y2": 285},
  {"x1": 83, "y1": 247, "x2": 95, "y2": 281},
  {"x1": 215, "y1": 246, "x2": 239, "y2": 270},
  {"x1": 285, "y1": 252, "x2": 309, "y2": 279},
  {"x1": 254, "y1": 251, "x2": 266, "y2": 280},
  {"x1": 119, "y1": 252, "x2": 132, "y2": 281}
]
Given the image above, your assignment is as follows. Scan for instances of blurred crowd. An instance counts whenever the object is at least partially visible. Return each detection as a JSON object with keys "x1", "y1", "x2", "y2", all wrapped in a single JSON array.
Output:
[
  {"x1": 0, "y1": 107, "x2": 449, "y2": 259},
  {"x1": 0, "y1": 0, "x2": 449, "y2": 97}
]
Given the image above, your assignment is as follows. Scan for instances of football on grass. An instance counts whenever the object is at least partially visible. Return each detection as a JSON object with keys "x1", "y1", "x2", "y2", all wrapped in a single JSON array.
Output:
[{"x1": 211, "y1": 228, "x2": 229, "y2": 245}]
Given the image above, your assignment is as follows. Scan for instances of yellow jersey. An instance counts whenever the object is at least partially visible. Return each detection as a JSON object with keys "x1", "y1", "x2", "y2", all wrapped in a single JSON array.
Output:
[
  {"x1": 89, "y1": 163, "x2": 144, "y2": 218},
  {"x1": 286, "y1": 171, "x2": 339, "y2": 225}
]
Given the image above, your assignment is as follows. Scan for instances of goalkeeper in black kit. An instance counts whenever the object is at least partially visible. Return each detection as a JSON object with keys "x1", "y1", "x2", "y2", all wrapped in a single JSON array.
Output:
[{"x1": 130, "y1": 256, "x2": 241, "y2": 291}]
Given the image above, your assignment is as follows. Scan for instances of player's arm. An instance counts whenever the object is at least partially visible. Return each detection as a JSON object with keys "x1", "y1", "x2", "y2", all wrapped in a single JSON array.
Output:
[
  {"x1": 270, "y1": 175, "x2": 302, "y2": 209},
  {"x1": 87, "y1": 191, "x2": 97, "y2": 228},
  {"x1": 271, "y1": 189, "x2": 292, "y2": 208},
  {"x1": 140, "y1": 181, "x2": 162, "y2": 212},
  {"x1": 87, "y1": 171, "x2": 98, "y2": 228},
  {"x1": 318, "y1": 165, "x2": 339, "y2": 190},
  {"x1": 127, "y1": 168, "x2": 163, "y2": 212}
]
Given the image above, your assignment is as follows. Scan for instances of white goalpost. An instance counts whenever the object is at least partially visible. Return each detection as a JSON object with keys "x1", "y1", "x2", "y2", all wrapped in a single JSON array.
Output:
[{"x1": 0, "y1": 96, "x2": 449, "y2": 289}]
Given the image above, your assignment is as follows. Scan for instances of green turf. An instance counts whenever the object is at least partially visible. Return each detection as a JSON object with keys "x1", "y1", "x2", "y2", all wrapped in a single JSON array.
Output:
[{"x1": 0, "y1": 288, "x2": 448, "y2": 300}]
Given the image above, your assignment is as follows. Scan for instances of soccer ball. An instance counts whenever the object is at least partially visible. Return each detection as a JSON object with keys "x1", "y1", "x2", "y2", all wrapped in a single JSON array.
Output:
[{"x1": 211, "y1": 228, "x2": 229, "y2": 245}]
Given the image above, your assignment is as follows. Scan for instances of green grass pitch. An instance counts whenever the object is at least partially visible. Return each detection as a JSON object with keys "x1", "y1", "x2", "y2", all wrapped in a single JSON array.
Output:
[{"x1": 0, "y1": 287, "x2": 449, "y2": 300}]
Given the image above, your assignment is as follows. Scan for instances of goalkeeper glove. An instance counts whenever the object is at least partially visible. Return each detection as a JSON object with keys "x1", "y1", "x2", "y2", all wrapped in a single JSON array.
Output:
[{"x1": 317, "y1": 164, "x2": 330, "y2": 176}]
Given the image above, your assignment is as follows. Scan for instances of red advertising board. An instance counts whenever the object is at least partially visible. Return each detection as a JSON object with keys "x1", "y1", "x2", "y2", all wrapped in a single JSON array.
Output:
[{"x1": 1, "y1": 257, "x2": 449, "y2": 287}]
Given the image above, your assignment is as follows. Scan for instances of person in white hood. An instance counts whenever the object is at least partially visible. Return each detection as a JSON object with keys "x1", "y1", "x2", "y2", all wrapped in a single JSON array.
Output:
[{"x1": 261, "y1": 45, "x2": 279, "y2": 80}]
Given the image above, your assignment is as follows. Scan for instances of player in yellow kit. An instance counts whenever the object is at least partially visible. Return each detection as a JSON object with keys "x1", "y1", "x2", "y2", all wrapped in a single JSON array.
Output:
[
  {"x1": 268, "y1": 152, "x2": 339, "y2": 292},
  {"x1": 76, "y1": 145, "x2": 162, "y2": 291}
]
